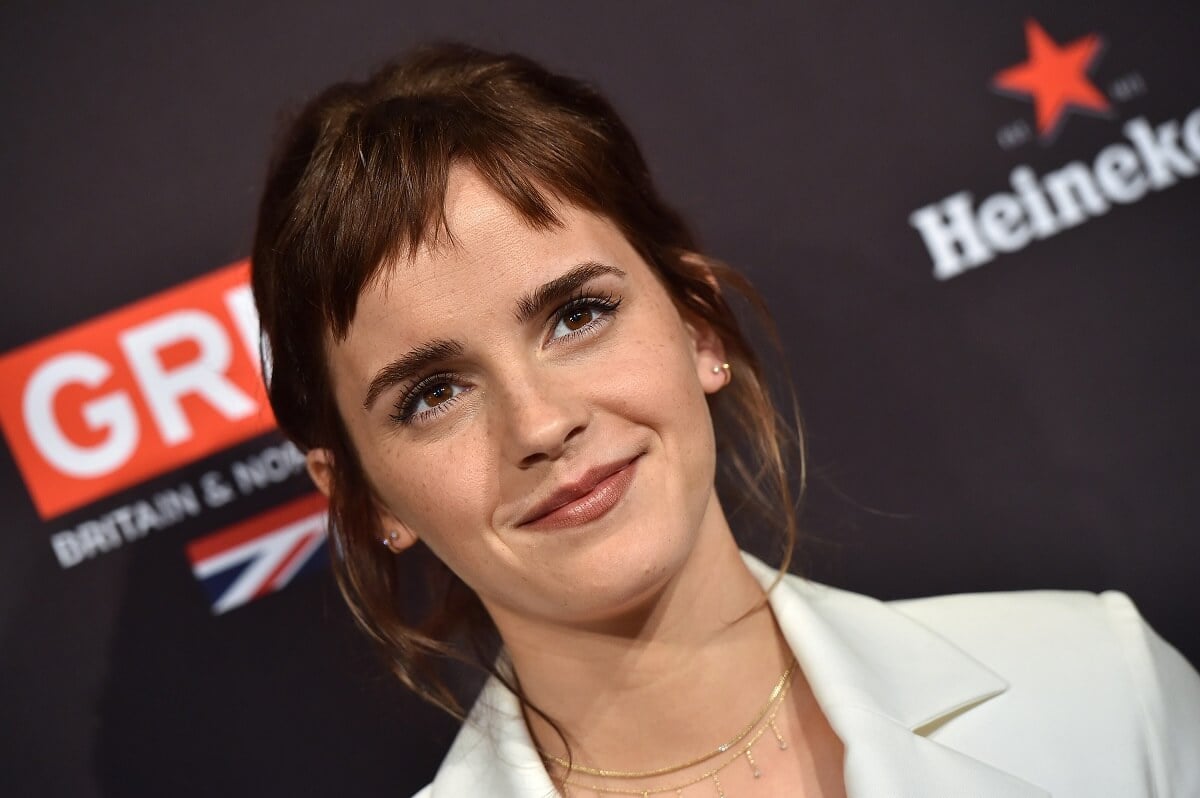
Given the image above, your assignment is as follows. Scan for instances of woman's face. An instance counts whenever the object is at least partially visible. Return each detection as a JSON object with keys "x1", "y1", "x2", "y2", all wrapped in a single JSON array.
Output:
[{"x1": 318, "y1": 165, "x2": 730, "y2": 627}]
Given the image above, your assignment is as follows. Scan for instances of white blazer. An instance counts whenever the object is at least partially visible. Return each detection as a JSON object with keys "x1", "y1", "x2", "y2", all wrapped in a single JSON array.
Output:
[{"x1": 415, "y1": 553, "x2": 1200, "y2": 797}]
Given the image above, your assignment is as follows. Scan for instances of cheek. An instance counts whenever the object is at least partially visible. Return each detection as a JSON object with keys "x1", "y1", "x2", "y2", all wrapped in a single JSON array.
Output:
[
  {"x1": 601, "y1": 313, "x2": 717, "y2": 482},
  {"x1": 368, "y1": 433, "x2": 499, "y2": 548},
  {"x1": 610, "y1": 308, "x2": 707, "y2": 424}
]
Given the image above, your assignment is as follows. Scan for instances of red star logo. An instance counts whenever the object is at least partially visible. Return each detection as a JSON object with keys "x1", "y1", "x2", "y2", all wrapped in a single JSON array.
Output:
[{"x1": 993, "y1": 18, "x2": 1110, "y2": 140}]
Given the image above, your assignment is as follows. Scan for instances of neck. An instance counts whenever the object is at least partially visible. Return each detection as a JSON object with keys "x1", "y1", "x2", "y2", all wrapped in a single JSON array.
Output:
[{"x1": 485, "y1": 494, "x2": 793, "y2": 772}]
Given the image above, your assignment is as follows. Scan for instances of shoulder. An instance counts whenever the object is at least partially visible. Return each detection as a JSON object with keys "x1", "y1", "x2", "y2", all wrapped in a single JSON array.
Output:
[
  {"x1": 884, "y1": 585, "x2": 1192, "y2": 688},
  {"x1": 887, "y1": 585, "x2": 1143, "y2": 651},
  {"x1": 766, "y1": 561, "x2": 1200, "y2": 795},
  {"x1": 884, "y1": 585, "x2": 1200, "y2": 793},
  {"x1": 781, "y1": 575, "x2": 1184, "y2": 699}
]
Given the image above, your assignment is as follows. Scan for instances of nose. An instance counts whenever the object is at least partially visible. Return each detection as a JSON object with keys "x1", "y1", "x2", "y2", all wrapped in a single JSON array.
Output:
[{"x1": 497, "y1": 363, "x2": 589, "y2": 468}]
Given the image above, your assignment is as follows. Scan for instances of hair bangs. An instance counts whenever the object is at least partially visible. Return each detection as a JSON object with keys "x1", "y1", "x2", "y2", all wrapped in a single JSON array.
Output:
[{"x1": 285, "y1": 86, "x2": 624, "y2": 343}]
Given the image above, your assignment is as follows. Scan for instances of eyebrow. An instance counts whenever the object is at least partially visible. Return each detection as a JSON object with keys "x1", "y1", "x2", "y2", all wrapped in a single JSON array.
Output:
[
  {"x1": 362, "y1": 261, "x2": 626, "y2": 411},
  {"x1": 362, "y1": 339, "x2": 464, "y2": 410},
  {"x1": 513, "y1": 261, "x2": 626, "y2": 323}
]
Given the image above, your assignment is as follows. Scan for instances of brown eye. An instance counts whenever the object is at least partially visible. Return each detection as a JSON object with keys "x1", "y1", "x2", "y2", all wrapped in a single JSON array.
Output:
[
  {"x1": 549, "y1": 295, "x2": 621, "y2": 342},
  {"x1": 394, "y1": 375, "x2": 469, "y2": 424},
  {"x1": 563, "y1": 308, "x2": 594, "y2": 331},
  {"x1": 423, "y1": 382, "x2": 452, "y2": 406}
]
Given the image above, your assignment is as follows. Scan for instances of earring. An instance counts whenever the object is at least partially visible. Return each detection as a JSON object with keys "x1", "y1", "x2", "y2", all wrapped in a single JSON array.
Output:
[
  {"x1": 711, "y1": 362, "x2": 732, "y2": 384},
  {"x1": 381, "y1": 529, "x2": 402, "y2": 552}
]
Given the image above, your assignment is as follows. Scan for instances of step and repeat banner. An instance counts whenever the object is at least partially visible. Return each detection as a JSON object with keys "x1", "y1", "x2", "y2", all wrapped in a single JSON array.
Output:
[{"x1": 1, "y1": 2, "x2": 1196, "y2": 796}]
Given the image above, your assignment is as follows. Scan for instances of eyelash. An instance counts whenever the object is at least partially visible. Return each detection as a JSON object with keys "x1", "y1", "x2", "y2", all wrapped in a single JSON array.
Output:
[
  {"x1": 549, "y1": 291, "x2": 622, "y2": 344},
  {"x1": 389, "y1": 291, "x2": 623, "y2": 426}
]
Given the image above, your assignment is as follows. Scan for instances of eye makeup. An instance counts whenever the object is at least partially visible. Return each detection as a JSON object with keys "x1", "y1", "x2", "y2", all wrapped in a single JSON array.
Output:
[{"x1": 389, "y1": 289, "x2": 624, "y2": 427}]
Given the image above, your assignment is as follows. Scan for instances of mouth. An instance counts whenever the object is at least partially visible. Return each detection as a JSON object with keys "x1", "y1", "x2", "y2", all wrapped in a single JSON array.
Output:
[{"x1": 516, "y1": 454, "x2": 642, "y2": 531}]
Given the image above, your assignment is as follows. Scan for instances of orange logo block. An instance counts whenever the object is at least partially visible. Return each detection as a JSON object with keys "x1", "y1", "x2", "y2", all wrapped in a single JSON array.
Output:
[{"x1": 0, "y1": 260, "x2": 275, "y2": 519}]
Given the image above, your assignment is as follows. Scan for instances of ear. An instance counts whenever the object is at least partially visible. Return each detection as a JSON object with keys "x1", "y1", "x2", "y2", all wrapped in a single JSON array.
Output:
[
  {"x1": 689, "y1": 317, "x2": 731, "y2": 395},
  {"x1": 306, "y1": 448, "x2": 419, "y2": 553},
  {"x1": 305, "y1": 447, "x2": 337, "y2": 498},
  {"x1": 677, "y1": 252, "x2": 731, "y2": 395}
]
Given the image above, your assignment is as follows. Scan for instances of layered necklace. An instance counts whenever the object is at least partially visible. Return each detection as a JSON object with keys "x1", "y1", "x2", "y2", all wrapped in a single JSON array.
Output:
[{"x1": 542, "y1": 656, "x2": 798, "y2": 797}]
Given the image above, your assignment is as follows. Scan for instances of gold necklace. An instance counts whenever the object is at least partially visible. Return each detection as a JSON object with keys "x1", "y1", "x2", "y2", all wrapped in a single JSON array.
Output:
[
  {"x1": 563, "y1": 680, "x2": 793, "y2": 797},
  {"x1": 545, "y1": 657, "x2": 798, "y2": 796}
]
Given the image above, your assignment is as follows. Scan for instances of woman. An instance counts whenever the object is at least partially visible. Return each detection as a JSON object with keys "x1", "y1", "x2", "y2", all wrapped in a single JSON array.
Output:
[{"x1": 251, "y1": 44, "x2": 1200, "y2": 797}]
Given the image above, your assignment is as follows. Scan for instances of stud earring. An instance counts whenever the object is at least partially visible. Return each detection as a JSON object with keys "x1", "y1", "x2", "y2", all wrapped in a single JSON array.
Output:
[
  {"x1": 381, "y1": 529, "x2": 402, "y2": 552},
  {"x1": 711, "y1": 362, "x2": 732, "y2": 384}
]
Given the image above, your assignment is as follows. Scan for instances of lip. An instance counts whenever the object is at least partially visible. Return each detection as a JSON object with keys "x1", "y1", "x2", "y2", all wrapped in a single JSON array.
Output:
[{"x1": 516, "y1": 455, "x2": 641, "y2": 531}]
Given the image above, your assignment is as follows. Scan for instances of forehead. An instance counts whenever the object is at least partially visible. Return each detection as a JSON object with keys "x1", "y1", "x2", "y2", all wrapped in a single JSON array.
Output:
[{"x1": 331, "y1": 165, "x2": 644, "y2": 368}]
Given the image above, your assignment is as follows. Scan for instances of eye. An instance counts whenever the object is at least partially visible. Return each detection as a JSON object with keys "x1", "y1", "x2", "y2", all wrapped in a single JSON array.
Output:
[
  {"x1": 549, "y1": 294, "x2": 622, "y2": 342},
  {"x1": 392, "y1": 375, "x2": 469, "y2": 425}
]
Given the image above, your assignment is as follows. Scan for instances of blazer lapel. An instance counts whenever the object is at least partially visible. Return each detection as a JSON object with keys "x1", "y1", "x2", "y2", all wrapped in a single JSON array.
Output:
[{"x1": 745, "y1": 553, "x2": 1050, "y2": 797}]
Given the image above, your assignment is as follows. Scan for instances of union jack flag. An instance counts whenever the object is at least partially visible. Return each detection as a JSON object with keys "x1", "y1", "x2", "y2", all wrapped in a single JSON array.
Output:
[{"x1": 187, "y1": 493, "x2": 329, "y2": 614}]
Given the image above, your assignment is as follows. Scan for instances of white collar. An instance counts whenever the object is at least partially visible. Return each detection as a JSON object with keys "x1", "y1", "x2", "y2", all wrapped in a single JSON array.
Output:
[{"x1": 424, "y1": 552, "x2": 1049, "y2": 797}]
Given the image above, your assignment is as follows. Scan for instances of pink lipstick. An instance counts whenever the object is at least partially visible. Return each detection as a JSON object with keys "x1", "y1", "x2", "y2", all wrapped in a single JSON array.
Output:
[{"x1": 517, "y1": 457, "x2": 640, "y2": 531}]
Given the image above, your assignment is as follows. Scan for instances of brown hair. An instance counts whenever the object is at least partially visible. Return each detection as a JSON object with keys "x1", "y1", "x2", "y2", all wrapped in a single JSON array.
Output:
[{"x1": 251, "y1": 43, "x2": 805, "y2": 721}]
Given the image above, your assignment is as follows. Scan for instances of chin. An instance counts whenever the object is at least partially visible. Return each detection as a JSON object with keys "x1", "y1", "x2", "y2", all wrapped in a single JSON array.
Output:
[{"x1": 540, "y1": 523, "x2": 698, "y2": 626}]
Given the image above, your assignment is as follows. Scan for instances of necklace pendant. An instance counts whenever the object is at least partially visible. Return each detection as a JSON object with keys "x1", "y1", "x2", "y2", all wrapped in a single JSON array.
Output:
[
  {"x1": 769, "y1": 719, "x2": 788, "y2": 750},
  {"x1": 744, "y1": 748, "x2": 762, "y2": 778}
]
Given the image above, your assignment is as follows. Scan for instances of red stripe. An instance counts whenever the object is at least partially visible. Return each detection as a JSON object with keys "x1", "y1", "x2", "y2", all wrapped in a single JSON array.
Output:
[
  {"x1": 255, "y1": 530, "x2": 320, "y2": 599},
  {"x1": 185, "y1": 492, "x2": 327, "y2": 563}
]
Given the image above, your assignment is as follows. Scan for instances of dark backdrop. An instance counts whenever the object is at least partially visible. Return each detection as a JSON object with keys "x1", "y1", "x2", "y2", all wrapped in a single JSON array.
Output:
[{"x1": 1, "y1": 2, "x2": 1197, "y2": 796}]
